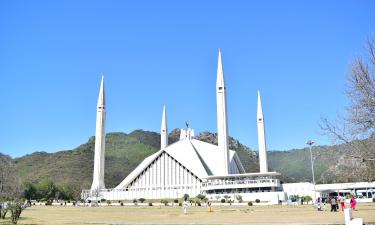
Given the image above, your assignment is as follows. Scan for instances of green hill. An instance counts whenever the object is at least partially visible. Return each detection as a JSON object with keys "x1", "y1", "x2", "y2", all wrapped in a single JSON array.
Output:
[
  {"x1": 2, "y1": 129, "x2": 374, "y2": 199},
  {"x1": 10, "y1": 129, "x2": 261, "y2": 198}
]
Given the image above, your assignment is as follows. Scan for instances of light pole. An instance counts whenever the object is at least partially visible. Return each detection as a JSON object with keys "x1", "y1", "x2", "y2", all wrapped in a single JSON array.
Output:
[{"x1": 306, "y1": 140, "x2": 316, "y2": 203}]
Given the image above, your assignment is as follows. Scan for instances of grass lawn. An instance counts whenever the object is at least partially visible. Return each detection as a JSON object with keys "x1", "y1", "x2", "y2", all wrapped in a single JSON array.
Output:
[{"x1": 1, "y1": 203, "x2": 375, "y2": 225}]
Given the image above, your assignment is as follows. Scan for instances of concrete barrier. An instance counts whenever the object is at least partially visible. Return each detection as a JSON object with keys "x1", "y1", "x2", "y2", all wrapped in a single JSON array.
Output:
[{"x1": 344, "y1": 208, "x2": 363, "y2": 225}]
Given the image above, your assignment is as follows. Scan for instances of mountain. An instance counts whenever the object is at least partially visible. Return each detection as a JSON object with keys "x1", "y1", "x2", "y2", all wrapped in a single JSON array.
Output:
[
  {"x1": 2, "y1": 129, "x2": 374, "y2": 198},
  {"x1": 268, "y1": 142, "x2": 375, "y2": 183},
  {"x1": 9, "y1": 129, "x2": 261, "y2": 197}
]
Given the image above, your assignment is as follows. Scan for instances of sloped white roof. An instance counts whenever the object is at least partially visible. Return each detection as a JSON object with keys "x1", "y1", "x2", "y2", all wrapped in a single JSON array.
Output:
[
  {"x1": 164, "y1": 139, "x2": 209, "y2": 178},
  {"x1": 190, "y1": 139, "x2": 245, "y2": 175},
  {"x1": 115, "y1": 138, "x2": 246, "y2": 189},
  {"x1": 115, "y1": 150, "x2": 163, "y2": 189}
]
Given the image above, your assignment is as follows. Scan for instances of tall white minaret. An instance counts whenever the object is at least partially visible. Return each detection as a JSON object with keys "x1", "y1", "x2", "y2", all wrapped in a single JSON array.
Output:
[
  {"x1": 257, "y1": 90, "x2": 268, "y2": 173},
  {"x1": 160, "y1": 105, "x2": 168, "y2": 149},
  {"x1": 91, "y1": 76, "x2": 106, "y2": 191},
  {"x1": 216, "y1": 49, "x2": 230, "y2": 175}
]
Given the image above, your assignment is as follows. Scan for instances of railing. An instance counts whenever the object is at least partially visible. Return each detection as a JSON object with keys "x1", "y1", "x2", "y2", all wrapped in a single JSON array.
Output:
[{"x1": 202, "y1": 178, "x2": 279, "y2": 190}]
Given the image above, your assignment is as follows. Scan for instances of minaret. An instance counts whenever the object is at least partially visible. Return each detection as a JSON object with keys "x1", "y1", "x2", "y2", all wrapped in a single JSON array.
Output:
[
  {"x1": 216, "y1": 49, "x2": 230, "y2": 175},
  {"x1": 160, "y1": 105, "x2": 168, "y2": 149},
  {"x1": 91, "y1": 76, "x2": 106, "y2": 191},
  {"x1": 257, "y1": 91, "x2": 268, "y2": 173}
]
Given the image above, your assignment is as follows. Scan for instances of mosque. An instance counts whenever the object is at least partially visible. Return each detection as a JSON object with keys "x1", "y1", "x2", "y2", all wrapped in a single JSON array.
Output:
[
  {"x1": 82, "y1": 50, "x2": 375, "y2": 204},
  {"x1": 80, "y1": 50, "x2": 285, "y2": 203}
]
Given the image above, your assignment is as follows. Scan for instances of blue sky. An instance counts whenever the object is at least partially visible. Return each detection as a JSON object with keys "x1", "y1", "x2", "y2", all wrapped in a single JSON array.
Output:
[{"x1": 0, "y1": 1, "x2": 374, "y2": 157}]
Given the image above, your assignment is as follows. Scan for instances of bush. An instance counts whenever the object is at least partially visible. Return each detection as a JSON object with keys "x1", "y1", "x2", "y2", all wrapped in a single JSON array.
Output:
[
  {"x1": 100, "y1": 198, "x2": 106, "y2": 202},
  {"x1": 220, "y1": 199, "x2": 225, "y2": 203},
  {"x1": 45, "y1": 200, "x2": 52, "y2": 206},
  {"x1": 173, "y1": 199, "x2": 179, "y2": 204},
  {"x1": 235, "y1": 195, "x2": 243, "y2": 203},
  {"x1": 255, "y1": 199, "x2": 260, "y2": 203},
  {"x1": 248, "y1": 202, "x2": 253, "y2": 206},
  {"x1": 373, "y1": 198, "x2": 375, "y2": 203},
  {"x1": 196, "y1": 194, "x2": 205, "y2": 200},
  {"x1": 139, "y1": 198, "x2": 146, "y2": 203},
  {"x1": 9, "y1": 201, "x2": 23, "y2": 224},
  {"x1": 148, "y1": 202, "x2": 153, "y2": 206},
  {"x1": 178, "y1": 202, "x2": 182, "y2": 206},
  {"x1": 106, "y1": 200, "x2": 111, "y2": 205},
  {"x1": 160, "y1": 199, "x2": 169, "y2": 206},
  {"x1": 183, "y1": 194, "x2": 189, "y2": 201}
]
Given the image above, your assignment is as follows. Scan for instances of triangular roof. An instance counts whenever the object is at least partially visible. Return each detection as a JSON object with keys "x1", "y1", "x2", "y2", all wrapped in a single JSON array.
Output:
[{"x1": 115, "y1": 138, "x2": 246, "y2": 189}]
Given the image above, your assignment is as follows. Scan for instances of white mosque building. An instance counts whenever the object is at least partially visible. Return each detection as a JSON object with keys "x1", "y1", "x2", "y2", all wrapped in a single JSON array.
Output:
[{"x1": 82, "y1": 50, "x2": 287, "y2": 203}]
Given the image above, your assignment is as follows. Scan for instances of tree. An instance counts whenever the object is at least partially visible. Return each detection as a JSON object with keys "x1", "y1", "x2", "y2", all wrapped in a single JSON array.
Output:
[
  {"x1": 223, "y1": 195, "x2": 231, "y2": 203},
  {"x1": 183, "y1": 194, "x2": 189, "y2": 201},
  {"x1": 196, "y1": 194, "x2": 205, "y2": 201},
  {"x1": 235, "y1": 195, "x2": 243, "y2": 203},
  {"x1": 9, "y1": 201, "x2": 23, "y2": 224},
  {"x1": 24, "y1": 183, "x2": 37, "y2": 201},
  {"x1": 321, "y1": 35, "x2": 375, "y2": 180},
  {"x1": 302, "y1": 195, "x2": 312, "y2": 204}
]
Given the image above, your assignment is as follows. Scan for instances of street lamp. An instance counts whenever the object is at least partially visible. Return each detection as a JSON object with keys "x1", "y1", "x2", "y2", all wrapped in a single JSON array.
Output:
[{"x1": 306, "y1": 140, "x2": 316, "y2": 202}]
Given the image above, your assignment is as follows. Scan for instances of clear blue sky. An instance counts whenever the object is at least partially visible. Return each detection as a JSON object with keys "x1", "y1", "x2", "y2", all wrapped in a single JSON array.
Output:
[{"x1": 0, "y1": 1, "x2": 374, "y2": 157}]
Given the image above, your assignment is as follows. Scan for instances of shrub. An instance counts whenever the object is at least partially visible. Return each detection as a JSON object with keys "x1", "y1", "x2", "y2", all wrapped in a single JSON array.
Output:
[
  {"x1": 183, "y1": 194, "x2": 189, "y2": 201},
  {"x1": 302, "y1": 195, "x2": 312, "y2": 203},
  {"x1": 220, "y1": 199, "x2": 225, "y2": 203},
  {"x1": 106, "y1": 200, "x2": 111, "y2": 205},
  {"x1": 235, "y1": 195, "x2": 243, "y2": 203},
  {"x1": 196, "y1": 194, "x2": 205, "y2": 200},
  {"x1": 173, "y1": 199, "x2": 179, "y2": 204},
  {"x1": 9, "y1": 201, "x2": 23, "y2": 225},
  {"x1": 139, "y1": 198, "x2": 146, "y2": 203},
  {"x1": 133, "y1": 199, "x2": 138, "y2": 205},
  {"x1": 255, "y1": 199, "x2": 260, "y2": 203},
  {"x1": 45, "y1": 200, "x2": 52, "y2": 206},
  {"x1": 160, "y1": 199, "x2": 169, "y2": 206},
  {"x1": 148, "y1": 202, "x2": 153, "y2": 206},
  {"x1": 100, "y1": 198, "x2": 106, "y2": 202},
  {"x1": 178, "y1": 202, "x2": 182, "y2": 206},
  {"x1": 373, "y1": 198, "x2": 375, "y2": 203},
  {"x1": 248, "y1": 202, "x2": 253, "y2": 206}
]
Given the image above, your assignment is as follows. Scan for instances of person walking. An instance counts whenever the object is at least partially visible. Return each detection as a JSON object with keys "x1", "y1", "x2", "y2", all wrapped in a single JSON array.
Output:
[
  {"x1": 330, "y1": 197, "x2": 337, "y2": 212},
  {"x1": 339, "y1": 196, "x2": 345, "y2": 211},
  {"x1": 350, "y1": 195, "x2": 357, "y2": 210},
  {"x1": 316, "y1": 197, "x2": 322, "y2": 211},
  {"x1": 183, "y1": 200, "x2": 189, "y2": 214}
]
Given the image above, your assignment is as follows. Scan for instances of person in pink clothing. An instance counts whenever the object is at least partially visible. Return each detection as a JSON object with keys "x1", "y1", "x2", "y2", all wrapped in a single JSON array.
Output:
[{"x1": 350, "y1": 195, "x2": 357, "y2": 210}]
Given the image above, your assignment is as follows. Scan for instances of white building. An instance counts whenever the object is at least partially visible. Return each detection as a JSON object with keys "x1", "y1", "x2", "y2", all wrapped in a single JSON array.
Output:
[{"x1": 82, "y1": 50, "x2": 286, "y2": 203}]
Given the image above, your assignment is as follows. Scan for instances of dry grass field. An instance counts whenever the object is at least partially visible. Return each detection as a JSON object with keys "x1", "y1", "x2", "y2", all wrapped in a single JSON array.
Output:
[{"x1": 2, "y1": 203, "x2": 375, "y2": 225}]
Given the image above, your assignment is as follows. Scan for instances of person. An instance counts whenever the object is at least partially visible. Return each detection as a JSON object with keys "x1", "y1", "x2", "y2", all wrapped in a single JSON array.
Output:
[
  {"x1": 316, "y1": 197, "x2": 322, "y2": 211},
  {"x1": 339, "y1": 196, "x2": 345, "y2": 211},
  {"x1": 350, "y1": 195, "x2": 357, "y2": 210},
  {"x1": 183, "y1": 200, "x2": 189, "y2": 215},
  {"x1": 330, "y1": 197, "x2": 337, "y2": 212}
]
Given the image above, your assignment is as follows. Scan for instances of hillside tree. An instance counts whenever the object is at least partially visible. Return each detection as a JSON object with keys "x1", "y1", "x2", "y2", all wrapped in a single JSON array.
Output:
[{"x1": 321, "y1": 35, "x2": 375, "y2": 180}]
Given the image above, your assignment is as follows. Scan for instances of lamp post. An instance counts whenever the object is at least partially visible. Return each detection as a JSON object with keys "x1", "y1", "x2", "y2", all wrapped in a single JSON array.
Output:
[{"x1": 306, "y1": 140, "x2": 316, "y2": 203}]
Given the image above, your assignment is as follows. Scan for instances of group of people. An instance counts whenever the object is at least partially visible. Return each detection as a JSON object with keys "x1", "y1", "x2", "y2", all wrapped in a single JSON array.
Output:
[{"x1": 316, "y1": 195, "x2": 357, "y2": 212}]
